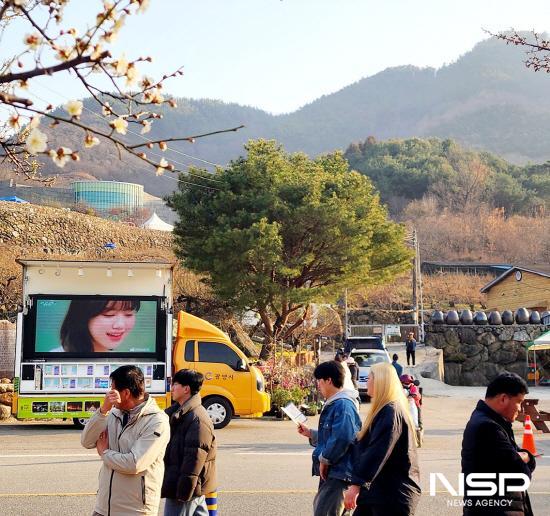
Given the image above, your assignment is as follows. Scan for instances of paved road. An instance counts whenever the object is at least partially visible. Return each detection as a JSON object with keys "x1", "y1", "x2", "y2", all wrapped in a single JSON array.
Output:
[{"x1": 1, "y1": 396, "x2": 549, "y2": 515}]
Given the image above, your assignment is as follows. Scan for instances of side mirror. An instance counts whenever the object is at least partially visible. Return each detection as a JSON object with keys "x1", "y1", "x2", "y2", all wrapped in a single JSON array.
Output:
[{"x1": 236, "y1": 358, "x2": 248, "y2": 371}]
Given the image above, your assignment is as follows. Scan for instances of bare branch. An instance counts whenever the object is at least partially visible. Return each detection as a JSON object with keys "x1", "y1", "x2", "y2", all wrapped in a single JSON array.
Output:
[{"x1": 0, "y1": 53, "x2": 107, "y2": 84}]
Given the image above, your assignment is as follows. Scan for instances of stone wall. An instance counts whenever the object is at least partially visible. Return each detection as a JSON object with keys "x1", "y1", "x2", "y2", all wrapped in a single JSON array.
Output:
[
  {"x1": 0, "y1": 378, "x2": 14, "y2": 420},
  {"x1": 425, "y1": 324, "x2": 550, "y2": 386},
  {"x1": 0, "y1": 320, "x2": 15, "y2": 378}
]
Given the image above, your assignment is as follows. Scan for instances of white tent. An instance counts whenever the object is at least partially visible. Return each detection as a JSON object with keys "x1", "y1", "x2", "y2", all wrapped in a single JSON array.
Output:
[
  {"x1": 140, "y1": 212, "x2": 174, "y2": 232},
  {"x1": 533, "y1": 330, "x2": 550, "y2": 348}
]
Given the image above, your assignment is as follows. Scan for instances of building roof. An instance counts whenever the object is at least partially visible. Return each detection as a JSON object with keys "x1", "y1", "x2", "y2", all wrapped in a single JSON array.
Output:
[
  {"x1": 0, "y1": 195, "x2": 29, "y2": 203},
  {"x1": 480, "y1": 265, "x2": 550, "y2": 293},
  {"x1": 140, "y1": 212, "x2": 174, "y2": 231},
  {"x1": 16, "y1": 259, "x2": 173, "y2": 269},
  {"x1": 422, "y1": 261, "x2": 511, "y2": 268}
]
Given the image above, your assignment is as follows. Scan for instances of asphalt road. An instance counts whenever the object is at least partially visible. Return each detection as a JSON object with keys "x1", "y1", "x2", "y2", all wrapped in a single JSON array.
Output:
[{"x1": 1, "y1": 396, "x2": 549, "y2": 515}]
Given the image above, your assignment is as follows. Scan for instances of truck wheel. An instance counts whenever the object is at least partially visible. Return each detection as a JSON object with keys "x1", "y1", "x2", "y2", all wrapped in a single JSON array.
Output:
[
  {"x1": 73, "y1": 417, "x2": 89, "y2": 429},
  {"x1": 203, "y1": 397, "x2": 233, "y2": 429}
]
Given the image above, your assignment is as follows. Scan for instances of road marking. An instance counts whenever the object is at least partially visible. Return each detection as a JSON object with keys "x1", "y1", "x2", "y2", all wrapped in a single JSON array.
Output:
[
  {"x1": 2, "y1": 490, "x2": 550, "y2": 497},
  {"x1": 0, "y1": 490, "x2": 317, "y2": 497},
  {"x1": 0, "y1": 453, "x2": 97, "y2": 458},
  {"x1": 234, "y1": 452, "x2": 310, "y2": 456},
  {"x1": 0, "y1": 493, "x2": 97, "y2": 497}
]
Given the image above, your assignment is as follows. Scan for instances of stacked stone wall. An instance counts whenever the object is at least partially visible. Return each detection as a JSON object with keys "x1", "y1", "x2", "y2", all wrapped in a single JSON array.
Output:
[{"x1": 425, "y1": 324, "x2": 550, "y2": 385}]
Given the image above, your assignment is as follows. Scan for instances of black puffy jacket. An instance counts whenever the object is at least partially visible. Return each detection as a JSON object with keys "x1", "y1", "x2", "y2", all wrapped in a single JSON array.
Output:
[
  {"x1": 461, "y1": 400, "x2": 535, "y2": 516},
  {"x1": 161, "y1": 394, "x2": 217, "y2": 501}
]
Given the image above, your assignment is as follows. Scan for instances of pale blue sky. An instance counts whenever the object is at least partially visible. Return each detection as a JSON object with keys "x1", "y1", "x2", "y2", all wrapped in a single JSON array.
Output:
[{"x1": 4, "y1": 0, "x2": 550, "y2": 114}]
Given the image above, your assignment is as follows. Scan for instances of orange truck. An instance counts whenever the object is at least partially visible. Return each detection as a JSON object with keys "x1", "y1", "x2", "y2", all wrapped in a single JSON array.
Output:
[{"x1": 173, "y1": 311, "x2": 270, "y2": 428}]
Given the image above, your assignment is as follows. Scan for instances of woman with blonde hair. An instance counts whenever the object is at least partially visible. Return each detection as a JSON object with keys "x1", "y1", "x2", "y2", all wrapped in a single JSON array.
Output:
[{"x1": 344, "y1": 362, "x2": 421, "y2": 515}]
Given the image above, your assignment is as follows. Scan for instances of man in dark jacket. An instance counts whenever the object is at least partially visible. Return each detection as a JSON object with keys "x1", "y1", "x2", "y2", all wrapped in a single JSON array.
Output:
[
  {"x1": 461, "y1": 372, "x2": 536, "y2": 515},
  {"x1": 162, "y1": 370, "x2": 216, "y2": 516},
  {"x1": 405, "y1": 333, "x2": 417, "y2": 366},
  {"x1": 297, "y1": 361, "x2": 361, "y2": 516}
]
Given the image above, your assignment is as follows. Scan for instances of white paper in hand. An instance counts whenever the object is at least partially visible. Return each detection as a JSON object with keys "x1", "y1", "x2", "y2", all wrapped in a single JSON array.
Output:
[{"x1": 281, "y1": 402, "x2": 307, "y2": 425}]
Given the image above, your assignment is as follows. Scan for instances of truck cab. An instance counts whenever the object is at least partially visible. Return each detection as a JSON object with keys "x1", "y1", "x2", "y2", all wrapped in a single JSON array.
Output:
[{"x1": 172, "y1": 311, "x2": 270, "y2": 429}]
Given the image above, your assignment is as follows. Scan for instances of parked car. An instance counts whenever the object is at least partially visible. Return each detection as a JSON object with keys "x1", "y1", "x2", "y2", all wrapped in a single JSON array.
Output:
[
  {"x1": 350, "y1": 349, "x2": 391, "y2": 400},
  {"x1": 344, "y1": 335, "x2": 386, "y2": 353}
]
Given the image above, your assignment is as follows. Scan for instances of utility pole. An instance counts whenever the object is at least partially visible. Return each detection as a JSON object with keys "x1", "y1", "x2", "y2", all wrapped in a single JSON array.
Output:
[
  {"x1": 344, "y1": 288, "x2": 349, "y2": 346},
  {"x1": 417, "y1": 234, "x2": 425, "y2": 342},
  {"x1": 412, "y1": 229, "x2": 418, "y2": 326}
]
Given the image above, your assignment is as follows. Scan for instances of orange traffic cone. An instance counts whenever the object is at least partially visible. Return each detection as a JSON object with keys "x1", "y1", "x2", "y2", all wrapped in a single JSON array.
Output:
[{"x1": 521, "y1": 415, "x2": 537, "y2": 455}]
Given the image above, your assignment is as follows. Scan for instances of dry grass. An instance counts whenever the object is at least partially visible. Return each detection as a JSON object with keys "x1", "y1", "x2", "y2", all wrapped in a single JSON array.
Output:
[
  {"x1": 350, "y1": 272, "x2": 488, "y2": 311},
  {"x1": 404, "y1": 200, "x2": 550, "y2": 264}
]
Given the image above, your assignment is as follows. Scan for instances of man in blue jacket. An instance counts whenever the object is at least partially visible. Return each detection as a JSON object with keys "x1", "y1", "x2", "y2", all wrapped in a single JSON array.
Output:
[{"x1": 298, "y1": 361, "x2": 361, "y2": 516}]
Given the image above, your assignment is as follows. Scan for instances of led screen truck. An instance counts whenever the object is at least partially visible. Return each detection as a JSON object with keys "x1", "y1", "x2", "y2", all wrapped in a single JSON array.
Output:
[{"x1": 12, "y1": 259, "x2": 173, "y2": 428}]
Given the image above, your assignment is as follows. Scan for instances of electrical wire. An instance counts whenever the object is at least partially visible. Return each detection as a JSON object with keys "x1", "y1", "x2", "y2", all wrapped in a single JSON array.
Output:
[{"x1": 24, "y1": 82, "x2": 226, "y2": 189}]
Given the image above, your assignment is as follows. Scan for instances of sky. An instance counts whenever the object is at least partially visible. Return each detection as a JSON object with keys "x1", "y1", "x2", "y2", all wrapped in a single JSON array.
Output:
[{"x1": 3, "y1": 0, "x2": 550, "y2": 114}]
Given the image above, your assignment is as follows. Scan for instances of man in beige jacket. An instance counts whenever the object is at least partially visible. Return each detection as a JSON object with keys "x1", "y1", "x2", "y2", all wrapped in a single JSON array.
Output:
[{"x1": 82, "y1": 365, "x2": 170, "y2": 516}]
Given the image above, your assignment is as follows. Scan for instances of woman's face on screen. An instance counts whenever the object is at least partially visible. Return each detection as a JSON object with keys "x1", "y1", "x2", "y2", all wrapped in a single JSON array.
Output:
[{"x1": 88, "y1": 302, "x2": 137, "y2": 351}]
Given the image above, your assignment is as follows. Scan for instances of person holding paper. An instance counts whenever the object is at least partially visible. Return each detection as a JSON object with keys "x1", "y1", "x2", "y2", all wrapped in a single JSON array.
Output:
[{"x1": 297, "y1": 361, "x2": 361, "y2": 516}]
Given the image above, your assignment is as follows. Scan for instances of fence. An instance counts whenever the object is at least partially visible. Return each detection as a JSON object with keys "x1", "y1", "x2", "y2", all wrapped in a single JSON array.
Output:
[{"x1": 347, "y1": 324, "x2": 421, "y2": 343}]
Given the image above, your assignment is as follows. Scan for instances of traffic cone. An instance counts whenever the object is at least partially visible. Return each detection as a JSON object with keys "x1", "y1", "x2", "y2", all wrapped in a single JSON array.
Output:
[{"x1": 521, "y1": 415, "x2": 538, "y2": 455}]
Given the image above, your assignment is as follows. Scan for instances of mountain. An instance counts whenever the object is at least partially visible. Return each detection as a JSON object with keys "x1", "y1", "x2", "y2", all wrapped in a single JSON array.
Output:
[{"x1": 37, "y1": 35, "x2": 550, "y2": 196}]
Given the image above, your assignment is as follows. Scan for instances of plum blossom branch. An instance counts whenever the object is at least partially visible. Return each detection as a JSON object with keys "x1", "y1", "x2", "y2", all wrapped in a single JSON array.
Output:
[{"x1": 0, "y1": 0, "x2": 243, "y2": 186}]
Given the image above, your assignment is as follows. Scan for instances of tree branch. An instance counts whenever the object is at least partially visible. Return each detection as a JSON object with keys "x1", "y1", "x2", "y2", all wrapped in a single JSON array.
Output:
[
  {"x1": 128, "y1": 125, "x2": 245, "y2": 149},
  {"x1": 0, "y1": 53, "x2": 107, "y2": 84}
]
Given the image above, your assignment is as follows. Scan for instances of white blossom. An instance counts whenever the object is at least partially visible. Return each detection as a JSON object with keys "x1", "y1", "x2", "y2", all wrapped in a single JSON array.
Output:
[
  {"x1": 156, "y1": 157, "x2": 168, "y2": 176},
  {"x1": 8, "y1": 115, "x2": 20, "y2": 130},
  {"x1": 116, "y1": 54, "x2": 128, "y2": 75},
  {"x1": 126, "y1": 63, "x2": 139, "y2": 86},
  {"x1": 49, "y1": 147, "x2": 72, "y2": 168},
  {"x1": 111, "y1": 117, "x2": 128, "y2": 134},
  {"x1": 137, "y1": 0, "x2": 150, "y2": 14},
  {"x1": 102, "y1": 102, "x2": 112, "y2": 116},
  {"x1": 29, "y1": 115, "x2": 42, "y2": 129},
  {"x1": 25, "y1": 128, "x2": 48, "y2": 154},
  {"x1": 84, "y1": 134, "x2": 100, "y2": 148},
  {"x1": 140, "y1": 120, "x2": 151, "y2": 134},
  {"x1": 65, "y1": 100, "x2": 83, "y2": 117},
  {"x1": 23, "y1": 33, "x2": 41, "y2": 50}
]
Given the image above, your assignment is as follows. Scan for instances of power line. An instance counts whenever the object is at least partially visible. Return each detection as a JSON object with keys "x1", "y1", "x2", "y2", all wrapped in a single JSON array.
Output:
[
  {"x1": 26, "y1": 82, "x2": 225, "y2": 186},
  {"x1": 34, "y1": 79, "x2": 226, "y2": 170}
]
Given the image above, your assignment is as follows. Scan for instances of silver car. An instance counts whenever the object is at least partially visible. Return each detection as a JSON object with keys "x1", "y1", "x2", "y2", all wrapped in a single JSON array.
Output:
[{"x1": 350, "y1": 349, "x2": 391, "y2": 399}]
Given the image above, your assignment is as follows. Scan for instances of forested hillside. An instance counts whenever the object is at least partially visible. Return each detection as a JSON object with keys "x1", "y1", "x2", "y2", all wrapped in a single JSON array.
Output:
[
  {"x1": 29, "y1": 35, "x2": 550, "y2": 196},
  {"x1": 344, "y1": 137, "x2": 550, "y2": 215}
]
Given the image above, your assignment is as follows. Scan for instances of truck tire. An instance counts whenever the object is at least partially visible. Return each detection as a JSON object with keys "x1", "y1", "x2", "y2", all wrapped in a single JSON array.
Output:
[
  {"x1": 73, "y1": 417, "x2": 89, "y2": 429},
  {"x1": 203, "y1": 396, "x2": 233, "y2": 429}
]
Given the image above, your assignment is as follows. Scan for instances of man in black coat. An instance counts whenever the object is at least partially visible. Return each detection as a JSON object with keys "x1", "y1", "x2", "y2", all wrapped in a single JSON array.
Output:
[
  {"x1": 461, "y1": 372, "x2": 536, "y2": 515},
  {"x1": 161, "y1": 370, "x2": 216, "y2": 516}
]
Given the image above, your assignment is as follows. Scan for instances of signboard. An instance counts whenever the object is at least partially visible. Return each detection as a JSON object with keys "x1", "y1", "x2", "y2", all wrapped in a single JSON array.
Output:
[
  {"x1": 372, "y1": 325, "x2": 383, "y2": 335},
  {"x1": 385, "y1": 325, "x2": 401, "y2": 336}
]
